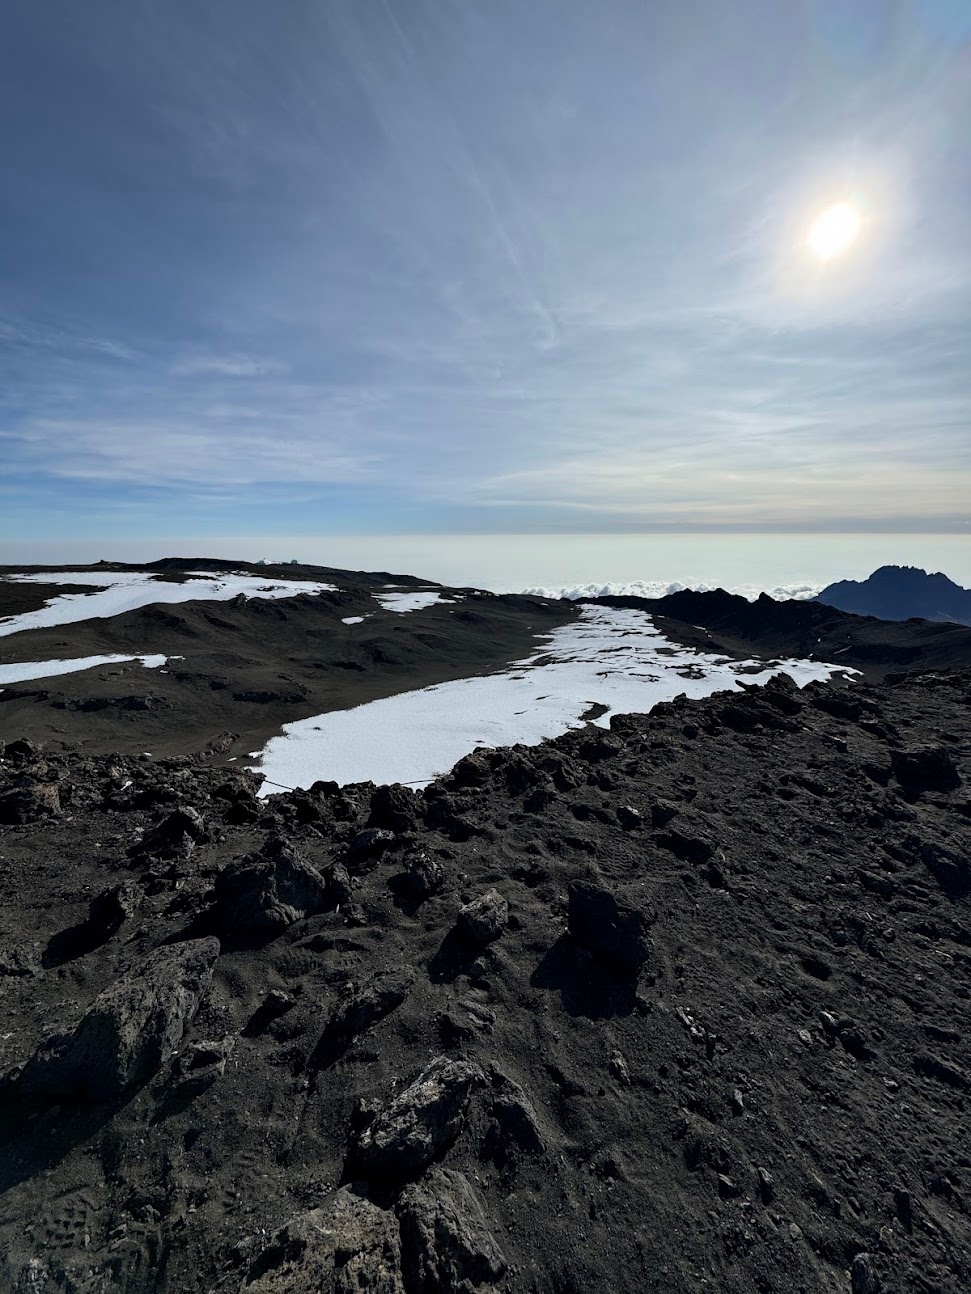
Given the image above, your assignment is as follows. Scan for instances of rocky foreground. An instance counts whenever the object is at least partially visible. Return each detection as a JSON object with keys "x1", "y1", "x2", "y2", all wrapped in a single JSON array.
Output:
[{"x1": 1, "y1": 669, "x2": 969, "y2": 1292}]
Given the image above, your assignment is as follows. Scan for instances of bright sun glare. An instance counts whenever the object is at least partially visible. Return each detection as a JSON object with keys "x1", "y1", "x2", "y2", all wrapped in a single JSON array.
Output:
[{"x1": 806, "y1": 201, "x2": 862, "y2": 261}]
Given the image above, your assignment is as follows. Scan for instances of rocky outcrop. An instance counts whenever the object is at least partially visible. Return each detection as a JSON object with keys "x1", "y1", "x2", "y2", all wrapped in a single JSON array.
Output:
[{"x1": 20, "y1": 937, "x2": 219, "y2": 1100}]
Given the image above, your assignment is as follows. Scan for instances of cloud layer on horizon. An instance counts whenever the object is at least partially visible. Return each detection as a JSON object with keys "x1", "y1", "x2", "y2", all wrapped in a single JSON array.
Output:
[{"x1": 1, "y1": 1, "x2": 968, "y2": 538}]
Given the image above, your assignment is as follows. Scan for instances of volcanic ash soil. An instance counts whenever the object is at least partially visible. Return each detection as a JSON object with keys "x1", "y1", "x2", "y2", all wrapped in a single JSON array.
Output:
[{"x1": 0, "y1": 669, "x2": 969, "y2": 1292}]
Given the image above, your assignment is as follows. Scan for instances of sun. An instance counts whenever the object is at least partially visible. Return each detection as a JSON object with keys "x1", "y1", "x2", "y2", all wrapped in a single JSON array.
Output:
[{"x1": 806, "y1": 201, "x2": 862, "y2": 261}]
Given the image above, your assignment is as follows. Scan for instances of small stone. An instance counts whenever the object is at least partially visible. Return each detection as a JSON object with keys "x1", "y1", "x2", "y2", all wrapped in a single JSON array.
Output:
[
  {"x1": 798, "y1": 1029, "x2": 813, "y2": 1047},
  {"x1": 456, "y1": 890, "x2": 508, "y2": 945},
  {"x1": 608, "y1": 1049, "x2": 630, "y2": 1085},
  {"x1": 731, "y1": 1088, "x2": 745, "y2": 1114},
  {"x1": 756, "y1": 1167, "x2": 774, "y2": 1202}
]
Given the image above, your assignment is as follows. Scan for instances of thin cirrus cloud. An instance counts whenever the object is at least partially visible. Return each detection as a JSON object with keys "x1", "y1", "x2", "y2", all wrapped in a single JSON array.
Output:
[{"x1": 0, "y1": 0, "x2": 968, "y2": 539}]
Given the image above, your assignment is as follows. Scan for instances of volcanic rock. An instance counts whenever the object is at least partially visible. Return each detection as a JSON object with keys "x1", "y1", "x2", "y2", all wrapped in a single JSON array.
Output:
[
  {"x1": 213, "y1": 837, "x2": 330, "y2": 936},
  {"x1": 397, "y1": 1169, "x2": 506, "y2": 1291},
  {"x1": 891, "y1": 744, "x2": 962, "y2": 793},
  {"x1": 455, "y1": 890, "x2": 508, "y2": 945},
  {"x1": 240, "y1": 1186, "x2": 403, "y2": 1293},
  {"x1": 20, "y1": 937, "x2": 219, "y2": 1100},
  {"x1": 350, "y1": 1055, "x2": 484, "y2": 1178}
]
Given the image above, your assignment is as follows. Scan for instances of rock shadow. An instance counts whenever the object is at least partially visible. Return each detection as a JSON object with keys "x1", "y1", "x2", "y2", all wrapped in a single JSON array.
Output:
[
  {"x1": 427, "y1": 929, "x2": 480, "y2": 985},
  {"x1": 530, "y1": 935, "x2": 638, "y2": 1019}
]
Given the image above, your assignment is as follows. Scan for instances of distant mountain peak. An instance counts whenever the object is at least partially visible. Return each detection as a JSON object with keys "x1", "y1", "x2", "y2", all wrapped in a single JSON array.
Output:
[{"x1": 817, "y1": 565, "x2": 971, "y2": 627}]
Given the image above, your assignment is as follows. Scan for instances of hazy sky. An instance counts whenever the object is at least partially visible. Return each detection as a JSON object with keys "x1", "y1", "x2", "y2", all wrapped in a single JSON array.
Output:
[{"x1": 1, "y1": 0, "x2": 968, "y2": 542}]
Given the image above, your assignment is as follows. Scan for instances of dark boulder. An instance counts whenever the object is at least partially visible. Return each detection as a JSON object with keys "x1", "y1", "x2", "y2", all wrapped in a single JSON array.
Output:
[
  {"x1": 350, "y1": 1055, "x2": 484, "y2": 1178},
  {"x1": 20, "y1": 937, "x2": 219, "y2": 1100},
  {"x1": 326, "y1": 966, "x2": 416, "y2": 1040},
  {"x1": 397, "y1": 1169, "x2": 506, "y2": 1292},
  {"x1": 456, "y1": 890, "x2": 508, "y2": 945},
  {"x1": 0, "y1": 782, "x2": 61, "y2": 825},
  {"x1": 240, "y1": 1185, "x2": 403, "y2": 1293},
  {"x1": 138, "y1": 805, "x2": 207, "y2": 857},
  {"x1": 213, "y1": 837, "x2": 330, "y2": 936},
  {"x1": 891, "y1": 745, "x2": 961, "y2": 793}
]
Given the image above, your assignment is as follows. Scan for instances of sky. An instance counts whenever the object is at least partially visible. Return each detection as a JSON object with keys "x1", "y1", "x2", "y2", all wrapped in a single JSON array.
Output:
[{"x1": 1, "y1": 0, "x2": 969, "y2": 547}]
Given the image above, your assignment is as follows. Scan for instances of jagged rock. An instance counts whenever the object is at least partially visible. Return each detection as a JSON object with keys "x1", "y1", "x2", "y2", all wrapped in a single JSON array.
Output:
[
  {"x1": 175, "y1": 1036, "x2": 235, "y2": 1093},
  {"x1": 89, "y1": 881, "x2": 142, "y2": 935},
  {"x1": 348, "y1": 827, "x2": 396, "y2": 860},
  {"x1": 326, "y1": 862, "x2": 353, "y2": 908},
  {"x1": 327, "y1": 967, "x2": 416, "y2": 1039},
  {"x1": 350, "y1": 1055, "x2": 484, "y2": 1178},
  {"x1": 616, "y1": 804, "x2": 643, "y2": 830},
  {"x1": 20, "y1": 937, "x2": 219, "y2": 1100},
  {"x1": 2, "y1": 737, "x2": 38, "y2": 763},
  {"x1": 851, "y1": 1252, "x2": 881, "y2": 1294},
  {"x1": 891, "y1": 745, "x2": 961, "y2": 793},
  {"x1": 653, "y1": 828, "x2": 714, "y2": 864},
  {"x1": 0, "y1": 947, "x2": 41, "y2": 978},
  {"x1": 369, "y1": 784, "x2": 419, "y2": 833},
  {"x1": 138, "y1": 805, "x2": 206, "y2": 856},
  {"x1": 917, "y1": 841, "x2": 971, "y2": 898},
  {"x1": 397, "y1": 1169, "x2": 506, "y2": 1292},
  {"x1": 399, "y1": 848, "x2": 444, "y2": 900},
  {"x1": 240, "y1": 1185, "x2": 403, "y2": 1293},
  {"x1": 567, "y1": 880, "x2": 650, "y2": 972},
  {"x1": 608, "y1": 1048, "x2": 631, "y2": 1084},
  {"x1": 487, "y1": 1065, "x2": 545, "y2": 1155},
  {"x1": 213, "y1": 838, "x2": 330, "y2": 935},
  {"x1": 456, "y1": 890, "x2": 508, "y2": 945},
  {"x1": 0, "y1": 783, "x2": 60, "y2": 825}
]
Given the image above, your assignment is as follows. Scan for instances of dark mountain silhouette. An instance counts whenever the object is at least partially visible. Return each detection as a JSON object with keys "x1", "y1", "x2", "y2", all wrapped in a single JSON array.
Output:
[{"x1": 816, "y1": 564, "x2": 971, "y2": 627}]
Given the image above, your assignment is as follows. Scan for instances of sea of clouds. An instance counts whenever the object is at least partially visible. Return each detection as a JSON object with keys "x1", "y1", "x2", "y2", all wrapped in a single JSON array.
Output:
[{"x1": 521, "y1": 581, "x2": 823, "y2": 602}]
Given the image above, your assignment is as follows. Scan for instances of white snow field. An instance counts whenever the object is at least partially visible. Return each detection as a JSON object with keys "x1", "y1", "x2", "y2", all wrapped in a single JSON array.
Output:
[
  {"x1": 0, "y1": 571, "x2": 337, "y2": 638},
  {"x1": 0, "y1": 653, "x2": 170, "y2": 686},
  {"x1": 374, "y1": 591, "x2": 454, "y2": 613},
  {"x1": 251, "y1": 604, "x2": 854, "y2": 794}
]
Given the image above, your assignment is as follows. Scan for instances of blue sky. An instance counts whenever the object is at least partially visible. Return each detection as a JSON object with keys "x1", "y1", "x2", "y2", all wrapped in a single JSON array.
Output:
[{"x1": 1, "y1": 0, "x2": 969, "y2": 543}]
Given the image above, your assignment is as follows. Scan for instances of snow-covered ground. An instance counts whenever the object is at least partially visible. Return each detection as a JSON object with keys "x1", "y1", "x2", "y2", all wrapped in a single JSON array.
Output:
[
  {"x1": 341, "y1": 616, "x2": 366, "y2": 625},
  {"x1": 0, "y1": 571, "x2": 337, "y2": 637},
  {"x1": 522, "y1": 581, "x2": 823, "y2": 602},
  {"x1": 0, "y1": 653, "x2": 170, "y2": 686},
  {"x1": 251, "y1": 604, "x2": 854, "y2": 794},
  {"x1": 374, "y1": 591, "x2": 455, "y2": 613}
]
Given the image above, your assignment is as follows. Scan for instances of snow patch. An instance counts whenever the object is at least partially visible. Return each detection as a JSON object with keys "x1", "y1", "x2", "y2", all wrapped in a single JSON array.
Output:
[
  {"x1": 0, "y1": 571, "x2": 337, "y2": 637},
  {"x1": 374, "y1": 591, "x2": 453, "y2": 613},
  {"x1": 342, "y1": 616, "x2": 366, "y2": 625},
  {"x1": 251, "y1": 604, "x2": 854, "y2": 794},
  {"x1": 0, "y1": 653, "x2": 170, "y2": 686}
]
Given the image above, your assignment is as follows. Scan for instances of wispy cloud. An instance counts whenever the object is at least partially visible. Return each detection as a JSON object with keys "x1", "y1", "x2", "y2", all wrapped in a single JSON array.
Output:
[
  {"x1": 171, "y1": 354, "x2": 289, "y2": 378},
  {"x1": 1, "y1": 1, "x2": 969, "y2": 537}
]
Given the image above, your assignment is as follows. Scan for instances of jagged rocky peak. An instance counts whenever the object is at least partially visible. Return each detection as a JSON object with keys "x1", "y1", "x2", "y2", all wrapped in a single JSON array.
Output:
[{"x1": 817, "y1": 564, "x2": 971, "y2": 627}]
